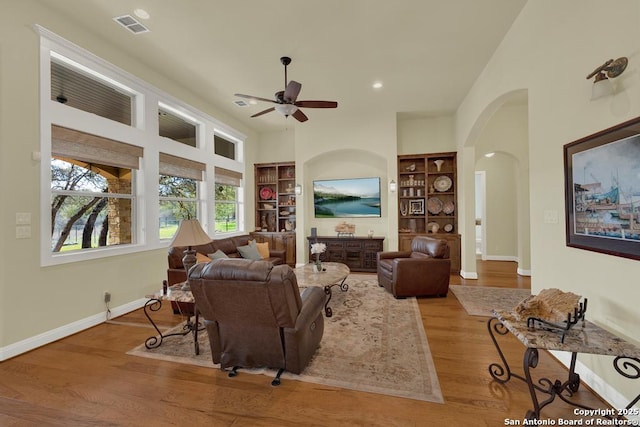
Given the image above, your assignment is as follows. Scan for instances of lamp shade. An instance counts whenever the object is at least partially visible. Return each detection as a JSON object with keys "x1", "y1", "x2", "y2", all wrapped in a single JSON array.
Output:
[{"x1": 169, "y1": 219, "x2": 211, "y2": 248}]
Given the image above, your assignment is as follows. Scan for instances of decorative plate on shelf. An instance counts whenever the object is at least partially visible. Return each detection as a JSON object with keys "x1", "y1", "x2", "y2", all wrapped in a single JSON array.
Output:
[
  {"x1": 434, "y1": 175, "x2": 452, "y2": 192},
  {"x1": 443, "y1": 200, "x2": 455, "y2": 215},
  {"x1": 427, "y1": 222, "x2": 440, "y2": 233},
  {"x1": 444, "y1": 223, "x2": 453, "y2": 232},
  {"x1": 259, "y1": 187, "x2": 273, "y2": 200},
  {"x1": 426, "y1": 197, "x2": 443, "y2": 215}
]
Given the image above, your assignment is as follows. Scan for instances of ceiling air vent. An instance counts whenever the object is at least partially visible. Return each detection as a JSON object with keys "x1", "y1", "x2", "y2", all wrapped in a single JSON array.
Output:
[
  {"x1": 233, "y1": 100, "x2": 250, "y2": 107},
  {"x1": 113, "y1": 15, "x2": 150, "y2": 35}
]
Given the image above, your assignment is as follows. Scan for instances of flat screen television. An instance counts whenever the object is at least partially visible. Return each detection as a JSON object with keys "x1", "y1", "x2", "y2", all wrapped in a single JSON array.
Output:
[{"x1": 313, "y1": 177, "x2": 381, "y2": 218}]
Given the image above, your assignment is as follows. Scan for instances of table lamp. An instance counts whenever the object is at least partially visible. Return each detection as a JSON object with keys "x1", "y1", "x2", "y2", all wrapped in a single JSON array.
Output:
[{"x1": 169, "y1": 218, "x2": 211, "y2": 290}]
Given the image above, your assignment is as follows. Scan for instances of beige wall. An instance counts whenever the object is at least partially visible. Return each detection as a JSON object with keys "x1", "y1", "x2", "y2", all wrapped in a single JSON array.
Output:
[
  {"x1": 474, "y1": 102, "x2": 530, "y2": 269},
  {"x1": 457, "y1": 0, "x2": 640, "y2": 405},
  {"x1": 397, "y1": 115, "x2": 455, "y2": 155},
  {"x1": 476, "y1": 153, "x2": 518, "y2": 258},
  {"x1": 245, "y1": 129, "x2": 296, "y2": 231},
  {"x1": 4, "y1": 1, "x2": 638, "y2": 409},
  {"x1": 293, "y1": 113, "x2": 398, "y2": 262},
  {"x1": 0, "y1": 2, "x2": 255, "y2": 353}
]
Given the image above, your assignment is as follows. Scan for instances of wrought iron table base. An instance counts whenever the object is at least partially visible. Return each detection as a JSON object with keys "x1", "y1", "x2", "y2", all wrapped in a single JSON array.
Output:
[
  {"x1": 487, "y1": 316, "x2": 640, "y2": 421},
  {"x1": 323, "y1": 277, "x2": 349, "y2": 317},
  {"x1": 144, "y1": 298, "x2": 203, "y2": 355}
]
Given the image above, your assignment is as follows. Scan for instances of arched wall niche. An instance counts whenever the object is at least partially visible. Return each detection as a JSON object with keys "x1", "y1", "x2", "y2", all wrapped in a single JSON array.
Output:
[{"x1": 296, "y1": 148, "x2": 391, "y2": 262}]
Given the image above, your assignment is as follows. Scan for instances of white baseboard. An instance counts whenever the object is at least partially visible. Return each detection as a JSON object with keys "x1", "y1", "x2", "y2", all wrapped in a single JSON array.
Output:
[
  {"x1": 550, "y1": 351, "x2": 640, "y2": 421},
  {"x1": 460, "y1": 270, "x2": 478, "y2": 279},
  {"x1": 0, "y1": 298, "x2": 147, "y2": 361},
  {"x1": 517, "y1": 267, "x2": 531, "y2": 276},
  {"x1": 483, "y1": 255, "x2": 518, "y2": 262}
]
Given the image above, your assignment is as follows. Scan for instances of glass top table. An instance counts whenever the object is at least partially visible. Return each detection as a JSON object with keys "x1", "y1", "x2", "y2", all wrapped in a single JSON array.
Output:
[{"x1": 294, "y1": 262, "x2": 350, "y2": 317}]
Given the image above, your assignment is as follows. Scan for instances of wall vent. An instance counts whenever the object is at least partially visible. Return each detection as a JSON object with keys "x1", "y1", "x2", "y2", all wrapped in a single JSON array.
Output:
[
  {"x1": 113, "y1": 15, "x2": 150, "y2": 34},
  {"x1": 233, "y1": 100, "x2": 250, "y2": 107}
]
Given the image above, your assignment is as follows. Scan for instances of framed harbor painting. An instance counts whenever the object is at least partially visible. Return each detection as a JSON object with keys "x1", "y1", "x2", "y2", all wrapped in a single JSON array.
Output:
[{"x1": 564, "y1": 116, "x2": 640, "y2": 260}]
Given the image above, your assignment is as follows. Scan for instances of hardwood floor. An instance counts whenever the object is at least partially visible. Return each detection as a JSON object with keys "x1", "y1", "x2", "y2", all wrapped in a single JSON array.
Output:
[{"x1": 0, "y1": 261, "x2": 609, "y2": 426}]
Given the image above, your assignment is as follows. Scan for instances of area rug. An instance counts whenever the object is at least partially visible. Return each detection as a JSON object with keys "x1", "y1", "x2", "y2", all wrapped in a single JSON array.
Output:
[
  {"x1": 449, "y1": 285, "x2": 531, "y2": 317},
  {"x1": 127, "y1": 274, "x2": 443, "y2": 403}
]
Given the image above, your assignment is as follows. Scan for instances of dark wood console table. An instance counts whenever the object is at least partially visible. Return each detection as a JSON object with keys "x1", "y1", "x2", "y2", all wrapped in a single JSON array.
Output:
[
  {"x1": 488, "y1": 309, "x2": 640, "y2": 422},
  {"x1": 307, "y1": 236, "x2": 384, "y2": 272}
]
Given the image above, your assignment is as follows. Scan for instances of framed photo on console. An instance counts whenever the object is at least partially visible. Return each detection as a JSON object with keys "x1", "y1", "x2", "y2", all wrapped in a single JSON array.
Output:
[{"x1": 564, "y1": 116, "x2": 640, "y2": 260}]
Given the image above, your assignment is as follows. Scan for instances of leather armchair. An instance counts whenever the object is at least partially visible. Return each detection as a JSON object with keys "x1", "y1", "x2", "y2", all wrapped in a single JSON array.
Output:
[
  {"x1": 377, "y1": 236, "x2": 451, "y2": 298},
  {"x1": 188, "y1": 259, "x2": 325, "y2": 385}
]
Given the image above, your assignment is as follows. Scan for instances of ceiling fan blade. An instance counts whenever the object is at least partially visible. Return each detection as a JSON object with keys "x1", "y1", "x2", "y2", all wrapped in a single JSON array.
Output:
[
  {"x1": 295, "y1": 100, "x2": 338, "y2": 109},
  {"x1": 283, "y1": 80, "x2": 302, "y2": 103},
  {"x1": 251, "y1": 107, "x2": 276, "y2": 118},
  {"x1": 234, "y1": 93, "x2": 277, "y2": 104},
  {"x1": 292, "y1": 109, "x2": 308, "y2": 122}
]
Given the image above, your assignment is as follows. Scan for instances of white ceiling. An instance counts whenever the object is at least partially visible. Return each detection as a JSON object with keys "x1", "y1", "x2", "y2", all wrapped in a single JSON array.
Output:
[{"x1": 40, "y1": 0, "x2": 527, "y2": 133}]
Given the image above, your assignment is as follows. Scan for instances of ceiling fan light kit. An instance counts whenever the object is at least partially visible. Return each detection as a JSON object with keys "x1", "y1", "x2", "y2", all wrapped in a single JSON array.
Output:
[
  {"x1": 234, "y1": 56, "x2": 338, "y2": 122},
  {"x1": 274, "y1": 104, "x2": 298, "y2": 116}
]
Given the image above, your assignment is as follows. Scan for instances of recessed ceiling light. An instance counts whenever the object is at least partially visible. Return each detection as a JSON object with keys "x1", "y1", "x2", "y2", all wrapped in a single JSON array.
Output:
[
  {"x1": 134, "y1": 9, "x2": 150, "y2": 19},
  {"x1": 485, "y1": 152, "x2": 495, "y2": 158},
  {"x1": 372, "y1": 81, "x2": 383, "y2": 89}
]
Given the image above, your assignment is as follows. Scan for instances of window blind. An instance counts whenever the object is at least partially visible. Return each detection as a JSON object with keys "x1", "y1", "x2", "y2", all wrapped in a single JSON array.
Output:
[
  {"x1": 159, "y1": 153, "x2": 206, "y2": 181},
  {"x1": 51, "y1": 125, "x2": 143, "y2": 169},
  {"x1": 215, "y1": 167, "x2": 242, "y2": 186}
]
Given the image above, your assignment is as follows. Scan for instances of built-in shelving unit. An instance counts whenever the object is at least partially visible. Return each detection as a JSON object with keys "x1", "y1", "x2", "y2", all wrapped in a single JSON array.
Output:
[
  {"x1": 254, "y1": 162, "x2": 296, "y2": 233},
  {"x1": 253, "y1": 162, "x2": 297, "y2": 266},
  {"x1": 397, "y1": 152, "x2": 460, "y2": 273}
]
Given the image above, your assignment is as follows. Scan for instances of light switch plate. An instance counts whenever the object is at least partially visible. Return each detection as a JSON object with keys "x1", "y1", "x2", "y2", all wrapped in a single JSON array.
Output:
[
  {"x1": 543, "y1": 210, "x2": 558, "y2": 224},
  {"x1": 16, "y1": 212, "x2": 31, "y2": 225},
  {"x1": 16, "y1": 226, "x2": 31, "y2": 239}
]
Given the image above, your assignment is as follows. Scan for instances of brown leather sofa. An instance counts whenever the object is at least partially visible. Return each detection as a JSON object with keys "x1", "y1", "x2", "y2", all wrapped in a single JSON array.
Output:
[
  {"x1": 377, "y1": 236, "x2": 451, "y2": 298},
  {"x1": 167, "y1": 234, "x2": 285, "y2": 285},
  {"x1": 188, "y1": 259, "x2": 325, "y2": 385}
]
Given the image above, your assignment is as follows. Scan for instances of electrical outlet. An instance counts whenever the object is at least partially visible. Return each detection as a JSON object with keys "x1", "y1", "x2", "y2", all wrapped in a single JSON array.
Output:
[{"x1": 104, "y1": 291, "x2": 111, "y2": 303}]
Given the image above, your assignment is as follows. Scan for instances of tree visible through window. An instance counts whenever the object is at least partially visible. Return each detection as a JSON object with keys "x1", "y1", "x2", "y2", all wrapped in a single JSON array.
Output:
[
  {"x1": 159, "y1": 175, "x2": 197, "y2": 239},
  {"x1": 215, "y1": 184, "x2": 238, "y2": 232},
  {"x1": 51, "y1": 159, "x2": 133, "y2": 252}
]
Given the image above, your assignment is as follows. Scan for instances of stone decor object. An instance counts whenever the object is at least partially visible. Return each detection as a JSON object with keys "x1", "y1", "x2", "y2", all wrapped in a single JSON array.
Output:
[
  {"x1": 335, "y1": 221, "x2": 355, "y2": 235},
  {"x1": 512, "y1": 288, "x2": 582, "y2": 323}
]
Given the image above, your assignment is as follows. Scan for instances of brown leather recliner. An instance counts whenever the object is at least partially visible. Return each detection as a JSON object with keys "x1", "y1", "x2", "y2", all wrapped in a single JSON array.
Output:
[
  {"x1": 377, "y1": 236, "x2": 451, "y2": 298},
  {"x1": 188, "y1": 259, "x2": 325, "y2": 385}
]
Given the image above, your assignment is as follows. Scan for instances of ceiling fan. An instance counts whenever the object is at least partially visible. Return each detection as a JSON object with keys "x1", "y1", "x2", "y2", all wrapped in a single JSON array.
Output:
[{"x1": 234, "y1": 56, "x2": 338, "y2": 122}]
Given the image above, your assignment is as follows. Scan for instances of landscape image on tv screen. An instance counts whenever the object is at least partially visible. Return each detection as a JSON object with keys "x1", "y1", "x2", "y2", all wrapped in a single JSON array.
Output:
[{"x1": 313, "y1": 177, "x2": 381, "y2": 218}]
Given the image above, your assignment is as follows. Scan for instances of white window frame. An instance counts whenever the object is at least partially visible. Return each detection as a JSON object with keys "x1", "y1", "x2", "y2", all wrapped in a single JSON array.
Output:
[{"x1": 37, "y1": 26, "x2": 246, "y2": 266}]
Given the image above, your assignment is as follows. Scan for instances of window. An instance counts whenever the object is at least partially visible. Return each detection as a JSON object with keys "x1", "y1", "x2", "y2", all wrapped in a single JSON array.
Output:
[
  {"x1": 215, "y1": 168, "x2": 242, "y2": 233},
  {"x1": 214, "y1": 134, "x2": 235, "y2": 160},
  {"x1": 159, "y1": 105, "x2": 197, "y2": 147},
  {"x1": 40, "y1": 28, "x2": 246, "y2": 265},
  {"x1": 50, "y1": 52, "x2": 135, "y2": 126},
  {"x1": 159, "y1": 154, "x2": 205, "y2": 239},
  {"x1": 50, "y1": 126, "x2": 140, "y2": 252}
]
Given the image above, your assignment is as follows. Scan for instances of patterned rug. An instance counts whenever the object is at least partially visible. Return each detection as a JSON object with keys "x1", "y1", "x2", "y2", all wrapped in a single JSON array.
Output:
[
  {"x1": 127, "y1": 274, "x2": 443, "y2": 403},
  {"x1": 449, "y1": 285, "x2": 531, "y2": 317}
]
